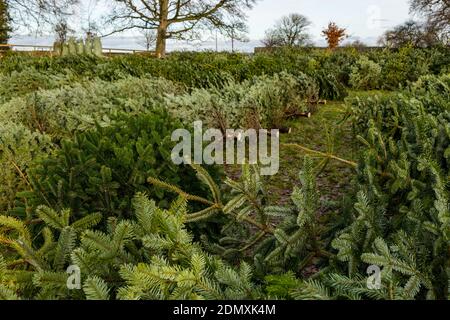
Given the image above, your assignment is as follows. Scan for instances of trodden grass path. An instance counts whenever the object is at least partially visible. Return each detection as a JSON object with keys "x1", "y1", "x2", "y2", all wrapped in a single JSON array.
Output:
[
  {"x1": 223, "y1": 98, "x2": 361, "y2": 275},
  {"x1": 267, "y1": 100, "x2": 359, "y2": 209}
]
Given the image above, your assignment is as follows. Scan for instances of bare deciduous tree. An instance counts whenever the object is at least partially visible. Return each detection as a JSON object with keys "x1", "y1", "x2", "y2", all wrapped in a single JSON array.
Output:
[
  {"x1": 221, "y1": 19, "x2": 248, "y2": 52},
  {"x1": 345, "y1": 39, "x2": 367, "y2": 49},
  {"x1": 352, "y1": 40, "x2": 367, "y2": 48},
  {"x1": 6, "y1": 0, "x2": 78, "y2": 31},
  {"x1": 262, "y1": 13, "x2": 312, "y2": 48},
  {"x1": 54, "y1": 19, "x2": 74, "y2": 43},
  {"x1": 79, "y1": 0, "x2": 100, "y2": 37},
  {"x1": 141, "y1": 28, "x2": 157, "y2": 50},
  {"x1": 410, "y1": 0, "x2": 449, "y2": 42},
  {"x1": 105, "y1": 0, "x2": 257, "y2": 58},
  {"x1": 379, "y1": 20, "x2": 441, "y2": 47}
]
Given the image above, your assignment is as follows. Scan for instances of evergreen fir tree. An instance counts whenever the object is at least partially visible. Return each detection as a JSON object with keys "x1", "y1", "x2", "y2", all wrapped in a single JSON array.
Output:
[
  {"x1": 0, "y1": 0, "x2": 11, "y2": 47},
  {"x1": 0, "y1": 194, "x2": 261, "y2": 300},
  {"x1": 149, "y1": 159, "x2": 332, "y2": 278}
]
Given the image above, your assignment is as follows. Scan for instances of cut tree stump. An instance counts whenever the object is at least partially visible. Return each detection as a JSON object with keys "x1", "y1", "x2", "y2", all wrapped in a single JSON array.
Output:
[
  {"x1": 286, "y1": 111, "x2": 312, "y2": 119},
  {"x1": 279, "y1": 127, "x2": 292, "y2": 134},
  {"x1": 300, "y1": 112, "x2": 312, "y2": 118}
]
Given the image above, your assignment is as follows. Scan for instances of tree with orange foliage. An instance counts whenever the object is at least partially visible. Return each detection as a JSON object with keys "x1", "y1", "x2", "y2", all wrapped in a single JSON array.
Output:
[{"x1": 322, "y1": 22, "x2": 348, "y2": 50}]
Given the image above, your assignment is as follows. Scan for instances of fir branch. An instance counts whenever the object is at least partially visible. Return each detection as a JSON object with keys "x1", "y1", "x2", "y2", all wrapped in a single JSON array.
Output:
[
  {"x1": 83, "y1": 276, "x2": 110, "y2": 300},
  {"x1": 282, "y1": 143, "x2": 357, "y2": 168},
  {"x1": 148, "y1": 176, "x2": 214, "y2": 206}
]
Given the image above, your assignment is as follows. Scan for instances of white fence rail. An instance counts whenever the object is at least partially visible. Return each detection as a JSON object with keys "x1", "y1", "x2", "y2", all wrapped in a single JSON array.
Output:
[{"x1": 0, "y1": 44, "x2": 153, "y2": 55}]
